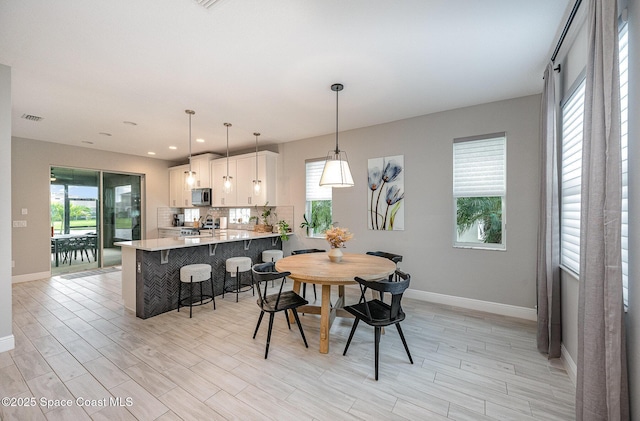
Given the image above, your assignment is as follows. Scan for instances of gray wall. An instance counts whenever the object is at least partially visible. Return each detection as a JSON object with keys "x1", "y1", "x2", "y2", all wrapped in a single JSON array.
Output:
[
  {"x1": 0, "y1": 64, "x2": 13, "y2": 350},
  {"x1": 627, "y1": 0, "x2": 639, "y2": 417},
  {"x1": 279, "y1": 94, "x2": 541, "y2": 308},
  {"x1": 11, "y1": 137, "x2": 173, "y2": 278}
]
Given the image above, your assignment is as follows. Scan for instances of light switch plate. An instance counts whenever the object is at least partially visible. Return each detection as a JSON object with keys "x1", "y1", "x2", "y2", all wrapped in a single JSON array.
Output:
[{"x1": 21, "y1": 208, "x2": 28, "y2": 215}]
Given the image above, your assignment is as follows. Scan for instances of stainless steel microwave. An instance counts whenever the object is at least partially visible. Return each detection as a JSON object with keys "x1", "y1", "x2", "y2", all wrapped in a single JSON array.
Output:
[{"x1": 191, "y1": 188, "x2": 211, "y2": 206}]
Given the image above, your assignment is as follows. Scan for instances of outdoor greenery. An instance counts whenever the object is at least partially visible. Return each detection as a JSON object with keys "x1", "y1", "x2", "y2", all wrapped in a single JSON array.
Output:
[
  {"x1": 456, "y1": 196, "x2": 502, "y2": 244},
  {"x1": 308, "y1": 200, "x2": 332, "y2": 236}
]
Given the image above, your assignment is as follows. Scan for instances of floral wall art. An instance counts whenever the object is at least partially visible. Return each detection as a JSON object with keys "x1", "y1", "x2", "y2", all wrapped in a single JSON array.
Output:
[{"x1": 368, "y1": 155, "x2": 405, "y2": 230}]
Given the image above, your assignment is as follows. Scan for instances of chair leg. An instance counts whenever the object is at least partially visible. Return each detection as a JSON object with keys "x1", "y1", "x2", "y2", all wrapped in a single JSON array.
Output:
[
  {"x1": 302, "y1": 283, "x2": 307, "y2": 298},
  {"x1": 210, "y1": 274, "x2": 216, "y2": 310},
  {"x1": 222, "y1": 271, "x2": 227, "y2": 299},
  {"x1": 343, "y1": 318, "x2": 360, "y2": 356},
  {"x1": 253, "y1": 311, "x2": 265, "y2": 339},
  {"x1": 396, "y1": 323, "x2": 413, "y2": 364},
  {"x1": 374, "y1": 326, "x2": 381, "y2": 381},
  {"x1": 199, "y1": 282, "x2": 203, "y2": 305},
  {"x1": 313, "y1": 284, "x2": 317, "y2": 301},
  {"x1": 235, "y1": 268, "x2": 239, "y2": 303},
  {"x1": 284, "y1": 311, "x2": 291, "y2": 330},
  {"x1": 265, "y1": 313, "x2": 275, "y2": 359},
  {"x1": 189, "y1": 280, "x2": 194, "y2": 318},
  {"x1": 292, "y1": 309, "x2": 308, "y2": 348}
]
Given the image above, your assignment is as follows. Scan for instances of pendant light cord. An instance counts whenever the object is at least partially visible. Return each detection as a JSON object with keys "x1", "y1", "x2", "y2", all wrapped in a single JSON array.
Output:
[{"x1": 335, "y1": 87, "x2": 340, "y2": 155}]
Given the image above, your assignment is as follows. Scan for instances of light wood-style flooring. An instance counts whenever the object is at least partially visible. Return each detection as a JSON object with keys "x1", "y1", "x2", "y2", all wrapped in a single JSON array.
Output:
[{"x1": 1, "y1": 269, "x2": 575, "y2": 420}]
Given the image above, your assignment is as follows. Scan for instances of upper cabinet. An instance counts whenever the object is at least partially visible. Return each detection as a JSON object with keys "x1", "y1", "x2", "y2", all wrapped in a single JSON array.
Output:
[
  {"x1": 211, "y1": 151, "x2": 278, "y2": 207},
  {"x1": 168, "y1": 153, "x2": 219, "y2": 208},
  {"x1": 211, "y1": 159, "x2": 237, "y2": 206}
]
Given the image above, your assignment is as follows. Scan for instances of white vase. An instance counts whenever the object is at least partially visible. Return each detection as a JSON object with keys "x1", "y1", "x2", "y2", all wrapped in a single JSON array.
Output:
[{"x1": 328, "y1": 247, "x2": 343, "y2": 263}]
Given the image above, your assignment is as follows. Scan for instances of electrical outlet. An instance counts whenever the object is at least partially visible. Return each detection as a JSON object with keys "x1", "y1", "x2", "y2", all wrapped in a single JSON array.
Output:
[{"x1": 12, "y1": 220, "x2": 27, "y2": 228}]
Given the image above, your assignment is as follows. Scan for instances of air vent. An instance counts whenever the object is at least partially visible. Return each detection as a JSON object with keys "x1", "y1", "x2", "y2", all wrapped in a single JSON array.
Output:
[
  {"x1": 194, "y1": 0, "x2": 222, "y2": 9},
  {"x1": 21, "y1": 114, "x2": 44, "y2": 122}
]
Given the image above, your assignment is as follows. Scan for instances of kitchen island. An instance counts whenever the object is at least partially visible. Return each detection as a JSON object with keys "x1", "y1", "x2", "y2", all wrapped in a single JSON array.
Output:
[{"x1": 116, "y1": 230, "x2": 286, "y2": 319}]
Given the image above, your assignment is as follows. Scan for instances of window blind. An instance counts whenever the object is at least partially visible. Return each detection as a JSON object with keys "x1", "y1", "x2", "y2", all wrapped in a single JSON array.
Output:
[
  {"x1": 453, "y1": 134, "x2": 506, "y2": 197},
  {"x1": 560, "y1": 79, "x2": 586, "y2": 275},
  {"x1": 620, "y1": 23, "x2": 629, "y2": 306},
  {"x1": 305, "y1": 160, "x2": 332, "y2": 201}
]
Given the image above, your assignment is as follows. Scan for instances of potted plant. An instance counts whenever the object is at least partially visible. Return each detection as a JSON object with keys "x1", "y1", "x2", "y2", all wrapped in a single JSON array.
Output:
[
  {"x1": 277, "y1": 220, "x2": 290, "y2": 241},
  {"x1": 252, "y1": 202, "x2": 273, "y2": 233},
  {"x1": 299, "y1": 213, "x2": 316, "y2": 236}
]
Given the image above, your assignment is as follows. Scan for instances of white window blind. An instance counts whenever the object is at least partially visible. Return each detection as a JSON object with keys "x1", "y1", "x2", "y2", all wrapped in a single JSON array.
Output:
[
  {"x1": 560, "y1": 79, "x2": 586, "y2": 275},
  {"x1": 620, "y1": 23, "x2": 629, "y2": 306},
  {"x1": 306, "y1": 160, "x2": 332, "y2": 201},
  {"x1": 453, "y1": 134, "x2": 506, "y2": 197}
]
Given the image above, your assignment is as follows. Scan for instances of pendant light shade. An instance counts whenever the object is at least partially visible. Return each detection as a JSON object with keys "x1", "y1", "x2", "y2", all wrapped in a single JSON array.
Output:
[
  {"x1": 223, "y1": 122, "x2": 233, "y2": 193},
  {"x1": 253, "y1": 132, "x2": 262, "y2": 194},
  {"x1": 185, "y1": 109, "x2": 196, "y2": 186},
  {"x1": 320, "y1": 83, "x2": 354, "y2": 187}
]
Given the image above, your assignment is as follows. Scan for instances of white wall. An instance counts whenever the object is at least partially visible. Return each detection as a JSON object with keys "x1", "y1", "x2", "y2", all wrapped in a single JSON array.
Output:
[
  {"x1": 0, "y1": 64, "x2": 14, "y2": 352},
  {"x1": 279, "y1": 94, "x2": 541, "y2": 309},
  {"x1": 11, "y1": 137, "x2": 173, "y2": 280}
]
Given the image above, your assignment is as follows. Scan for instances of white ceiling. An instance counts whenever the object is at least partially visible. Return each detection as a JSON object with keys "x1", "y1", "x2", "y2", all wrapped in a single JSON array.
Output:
[{"x1": 0, "y1": 0, "x2": 570, "y2": 161}]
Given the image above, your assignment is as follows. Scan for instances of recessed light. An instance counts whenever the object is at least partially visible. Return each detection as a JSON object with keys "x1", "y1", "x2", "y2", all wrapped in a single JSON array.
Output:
[
  {"x1": 99, "y1": 132, "x2": 112, "y2": 136},
  {"x1": 147, "y1": 151, "x2": 156, "y2": 155},
  {"x1": 81, "y1": 141, "x2": 94, "y2": 145},
  {"x1": 196, "y1": 138, "x2": 205, "y2": 143},
  {"x1": 169, "y1": 146, "x2": 177, "y2": 150},
  {"x1": 123, "y1": 121, "x2": 138, "y2": 126}
]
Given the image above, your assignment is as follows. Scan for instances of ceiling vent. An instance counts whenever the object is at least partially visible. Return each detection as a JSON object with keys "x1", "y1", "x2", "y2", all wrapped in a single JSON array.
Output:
[
  {"x1": 194, "y1": 0, "x2": 222, "y2": 9},
  {"x1": 21, "y1": 113, "x2": 44, "y2": 122}
]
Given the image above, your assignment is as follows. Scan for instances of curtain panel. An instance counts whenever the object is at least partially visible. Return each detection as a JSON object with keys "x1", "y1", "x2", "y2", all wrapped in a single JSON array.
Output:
[
  {"x1": 576, "y1": 0, "x2": 629, "y2": 419},
  {"x1": 536, "y1": 62, "x2": 562, "y2": 359}
]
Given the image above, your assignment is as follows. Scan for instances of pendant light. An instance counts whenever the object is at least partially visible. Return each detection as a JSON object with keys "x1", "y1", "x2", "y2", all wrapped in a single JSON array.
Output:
[
  {"x1": 319, "y1": 83, "x2": 354, "y2": 187},
  {"x1": 223, "y1": 122, "x2": 233, "y2": 193},
  {"x1": 185, "y1": 109, "x2": 196, "y2": 186},
  {"x1": 253, "y1": 132, "x2": 261, "y2": 194}
]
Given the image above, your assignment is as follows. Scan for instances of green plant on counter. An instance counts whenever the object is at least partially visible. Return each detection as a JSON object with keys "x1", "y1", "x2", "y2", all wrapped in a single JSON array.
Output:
[
  {"x1": 254, "y1": 202, "x2": 273, "y2": 226},
  {"x1": 277, "y1": 220, "x2": 290, "y2": 241}
]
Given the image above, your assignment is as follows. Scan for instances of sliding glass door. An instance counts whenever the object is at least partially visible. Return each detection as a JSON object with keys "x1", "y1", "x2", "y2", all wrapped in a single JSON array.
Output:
[
  {"x1": 102, "y1": 172, "x2": 142, "y2": 267},
  {"x1": 50, "y1": 167, "x2": 143, "y2": 275}
]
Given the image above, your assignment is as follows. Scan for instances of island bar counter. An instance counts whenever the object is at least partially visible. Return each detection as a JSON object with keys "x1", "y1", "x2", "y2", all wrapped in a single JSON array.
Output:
[{"x1": 116, "y1": 230, "x2": 285, "y2": 319}]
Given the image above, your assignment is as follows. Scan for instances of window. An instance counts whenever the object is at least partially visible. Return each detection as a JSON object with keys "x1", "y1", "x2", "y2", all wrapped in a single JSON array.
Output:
[
  {"x1": 560, "y1": 78, "x2": 585, "y2": 274},
  {"x1": 620, "y1": 23, "x2": 629, "y2": 306},
  {"x1": 453, "y1": 133, "x2": 506, "y2": 249},
  {"x1": 305, "y1": 159, "x2": 332, "y2": 238},
  {"x1": 229, "y1": 208, "x2": 251, "y2": 224},
  {"x1": 559, "y1": 23, "x2": 629, "y2": 308}
]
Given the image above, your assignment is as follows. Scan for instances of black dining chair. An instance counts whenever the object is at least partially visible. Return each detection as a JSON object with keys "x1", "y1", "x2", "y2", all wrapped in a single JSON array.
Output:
[
  {"x1": 291, "y1": 249, "x2": 325, "y2": 300},
  {"x1": 342, "y1": 269, "x2": 413, "y2": 380},
  {"x1": 251, "y1": 262, "x2": 309, "y2": 359}
]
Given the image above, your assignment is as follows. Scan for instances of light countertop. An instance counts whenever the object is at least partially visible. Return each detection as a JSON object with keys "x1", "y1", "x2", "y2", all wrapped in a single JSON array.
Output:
[{"x1": 115, "y1": 229, "x2": 287, "y2": 252}]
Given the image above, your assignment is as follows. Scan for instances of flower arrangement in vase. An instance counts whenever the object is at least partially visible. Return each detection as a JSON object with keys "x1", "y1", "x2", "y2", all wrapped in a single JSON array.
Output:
[{"x1": 324, "y1": 226, "x2": 353, "y2": 262}]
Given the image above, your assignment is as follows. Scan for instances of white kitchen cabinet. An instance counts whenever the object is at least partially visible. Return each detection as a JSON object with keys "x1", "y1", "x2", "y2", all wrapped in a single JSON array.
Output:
[
  {"x1": 211, "y1": 158, "x2": 237, "y2": 206},
  {"x1": 235, "y1": 152, "x2": 277, "y2": 206},
  {"x1": 189, "y1": 153, "x2": 218, "y2": 188},
  {"x1": 169, "y1": 154, "x2": 219, "y2": 208},
  {"x1": 169, "y1": 165, "x2": 188, "y2": 207},
  {"x1": 210, "y1": 151, "x2": 277, "y2": 207}
]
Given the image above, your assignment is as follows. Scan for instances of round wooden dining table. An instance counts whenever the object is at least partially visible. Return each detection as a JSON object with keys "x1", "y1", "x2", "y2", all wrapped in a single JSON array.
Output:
[{"x1": 275, "y1": 252, "x2": 396, "y2": 353}]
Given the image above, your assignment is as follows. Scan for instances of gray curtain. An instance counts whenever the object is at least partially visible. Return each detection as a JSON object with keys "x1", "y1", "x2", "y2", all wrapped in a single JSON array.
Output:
[
  {"x1": 536, "y1": 62, "x2": 562, "y2": 359},
  {"x1": 576, "y1": 0, "x2": 629, "y2": 419}
]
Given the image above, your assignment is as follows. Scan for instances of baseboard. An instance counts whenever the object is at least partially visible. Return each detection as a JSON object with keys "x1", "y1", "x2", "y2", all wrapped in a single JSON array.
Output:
[
  {"x1": 561, "y1": 344, "x2": 578, "y2": 386},
  {"x1": 404, "y1": 289, "x2": 537, "y2": 321},
  {"x1": 0, "y1": 334, "x2": 15, "y2": 353},
  {"x1": 12, "y1": 271, "x2": 51, "y2": 284}
]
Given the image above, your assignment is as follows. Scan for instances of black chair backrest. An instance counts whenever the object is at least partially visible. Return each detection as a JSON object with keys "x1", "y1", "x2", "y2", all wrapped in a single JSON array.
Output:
[
  {"x1": 366, "y1": 251, "x2": 403, "y2": 264},
  {"x1": 251, "y1": 262, "x2": 291, "y2": 309},
  {"x1": 291, "y1": 249, "x2": 325, "y2": 255},
  {"x1": 355, "y1": 270, "x2": 410, "y2": 321}
]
